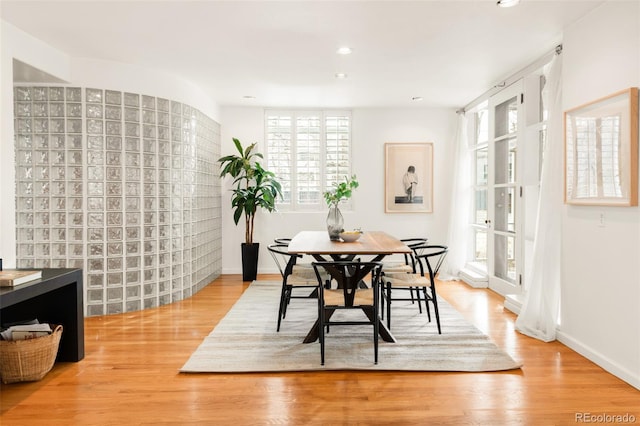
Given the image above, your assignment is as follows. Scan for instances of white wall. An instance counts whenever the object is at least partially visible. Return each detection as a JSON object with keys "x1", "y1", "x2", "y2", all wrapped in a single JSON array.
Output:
[
  {"x1": 220, "y1": 106, "x2": 457, "y2": 274},
  {"x1": 558, "y1": 1, "x2": 640, "y2": 389}
]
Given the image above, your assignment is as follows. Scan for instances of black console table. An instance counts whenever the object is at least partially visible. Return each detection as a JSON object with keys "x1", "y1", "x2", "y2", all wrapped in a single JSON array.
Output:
[{"x1": 0, "y1": 268, "x2": 84, "y2": 362}]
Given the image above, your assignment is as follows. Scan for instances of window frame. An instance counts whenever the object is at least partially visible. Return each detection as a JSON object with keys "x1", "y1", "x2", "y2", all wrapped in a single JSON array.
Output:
[{"x1": 265, "y1": 109, "x2": 353, "y2": 212}]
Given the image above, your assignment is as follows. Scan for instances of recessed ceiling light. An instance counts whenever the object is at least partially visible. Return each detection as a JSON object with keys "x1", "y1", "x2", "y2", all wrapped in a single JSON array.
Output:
[
  {"x1": 335, "y1": 73, "x2": 348, "y2": 79},
  {"x1": 337, "y1": 46, "x2": 352, "y2": 55},
  {"x1": 412, "y1": 96, "x2": 423, "y2": 102},
  {"x1": 496, "y1": 0, "x2": 520, "y2": 7},
  {"x1": 242, "y1": 95, "x2": 256, "y2": 99}
]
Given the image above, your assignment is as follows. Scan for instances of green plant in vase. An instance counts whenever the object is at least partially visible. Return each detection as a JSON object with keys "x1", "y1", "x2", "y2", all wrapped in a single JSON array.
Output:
[{"x1": 323, "y1": 175, "x2": 359, "y2": 240}]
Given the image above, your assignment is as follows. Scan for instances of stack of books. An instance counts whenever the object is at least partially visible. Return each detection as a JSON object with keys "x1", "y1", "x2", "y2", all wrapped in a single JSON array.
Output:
[{"x1": 0, "y1": 270, "x2": 42, "y2": 287}]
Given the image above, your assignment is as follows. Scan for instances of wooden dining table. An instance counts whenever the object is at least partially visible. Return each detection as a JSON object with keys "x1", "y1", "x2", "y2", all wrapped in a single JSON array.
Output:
[{"x1": 287, "y1": 230, "x2": 412, "y2": 344}]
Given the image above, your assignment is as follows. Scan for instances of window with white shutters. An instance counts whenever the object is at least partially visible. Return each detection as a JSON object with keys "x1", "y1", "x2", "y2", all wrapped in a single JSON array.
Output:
[{"x1": 266, "y1": 110, "x2": 352, "y2": 211}]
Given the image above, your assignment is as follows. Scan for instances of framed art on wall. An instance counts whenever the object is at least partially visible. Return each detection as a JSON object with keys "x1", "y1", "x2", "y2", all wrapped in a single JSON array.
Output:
[
  {"x1": 384, "y1": 142, "x2": 433, "y2": 213},
  {"x1": 564, "y1": 87, "x2": 638, "y2": 206}
]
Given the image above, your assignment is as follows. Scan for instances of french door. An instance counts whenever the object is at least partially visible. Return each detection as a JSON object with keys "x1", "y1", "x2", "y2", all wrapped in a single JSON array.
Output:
[{"x1": 487, "y1": 82, "x2": 524, "y2": 296}]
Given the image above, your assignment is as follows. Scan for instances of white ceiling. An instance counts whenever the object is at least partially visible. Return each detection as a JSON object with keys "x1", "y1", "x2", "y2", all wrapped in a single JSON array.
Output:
[{"x1": 1, "y1": 0, "x2": 603, "y2": 109}]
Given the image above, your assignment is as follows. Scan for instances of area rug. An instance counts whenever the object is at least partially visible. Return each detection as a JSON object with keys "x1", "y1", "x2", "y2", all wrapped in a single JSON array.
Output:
[{"x1": 180, "y1": 281, "x2": 522, "y2": 372}]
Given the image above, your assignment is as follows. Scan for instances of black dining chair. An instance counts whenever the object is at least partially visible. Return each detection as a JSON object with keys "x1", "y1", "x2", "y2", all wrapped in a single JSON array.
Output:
[
  {"x1": 381, "y1": 244, "x2": 448, "y2": 334},
  {"x1": 312, "y1": 260, "x2": 383, "y2": 366},
  {"x1": 268, "y1": 243, "x2": 326, "y2": 332}
]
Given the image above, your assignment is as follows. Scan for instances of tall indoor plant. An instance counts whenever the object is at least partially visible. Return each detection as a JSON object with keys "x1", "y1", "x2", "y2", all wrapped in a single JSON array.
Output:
[
  {"x1": 323, "y1": 175, "x2": 359, "y2": 240},
  {"x1": 219, "y1": 138, "x2": 282, "y2": 281}
]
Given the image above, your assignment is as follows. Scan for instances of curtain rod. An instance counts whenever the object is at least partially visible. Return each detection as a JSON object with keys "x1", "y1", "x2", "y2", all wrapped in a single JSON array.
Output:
[{"x1": 459, "y1": 44, "x2": 563, "y2": 114}]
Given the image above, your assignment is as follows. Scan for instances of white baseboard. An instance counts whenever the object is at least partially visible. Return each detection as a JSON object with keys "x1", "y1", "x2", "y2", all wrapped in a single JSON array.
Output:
[
  {"x1": 504, "y1": 294, "x2": 524, "y2": 315},
  {"x1": 557, "y1": 330, "x2": 640, "y2": 391},
  {"x1": 459, "y1": 268, "x2": 488, "y2": 289}
]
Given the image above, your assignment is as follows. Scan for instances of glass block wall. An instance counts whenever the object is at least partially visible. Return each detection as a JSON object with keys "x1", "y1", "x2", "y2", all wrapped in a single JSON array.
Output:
[{"x1": 13, "y1": 86, "x2": 221, "y2": 316}]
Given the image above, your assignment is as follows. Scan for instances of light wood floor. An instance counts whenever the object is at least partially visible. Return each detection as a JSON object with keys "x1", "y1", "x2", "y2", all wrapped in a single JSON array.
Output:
[{"x1": 1, "y1": 274, "x2": 638, "y2": 425}]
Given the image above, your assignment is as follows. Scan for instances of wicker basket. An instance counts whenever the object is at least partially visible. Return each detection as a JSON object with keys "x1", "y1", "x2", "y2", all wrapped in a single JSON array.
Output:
[{"x1": 0, "y1": 324, "x2": 63, "y2": 384}]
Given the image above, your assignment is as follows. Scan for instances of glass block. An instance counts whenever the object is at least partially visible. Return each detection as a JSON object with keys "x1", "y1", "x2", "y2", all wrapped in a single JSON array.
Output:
[
  {"x1": 126, "y1": 241, "x2": 140, "y2": 255},
  {"x1": 142, "y1": 110, "x2": 156, "y2": 125},
  {"x1": 69, "y1": 243, "x2": 84, "y2": 257},
  {"x1": 15, "y1": 118, "x2": 32, "y2": 133},
  {"x1": 157, "y1": 126, "x2": 169, "y2": 141},
  {"x1": 158, "y1": 183, "x2": 169, "y2": 197},
  {"x1": 144, "y1": 183, "x2": 155, "y2": 196},
  {"x1": 70, "y1": 182, "x2": 83, "y2": 196},
  {"x1": 106, "y1": 212, "x2": 122, "y2": 226},
  {"x1": 141, "y1": 95, "x2": 155, "y2": 110},
  {"x1": 88, "y1": 243, "x2": 104, "y2": 257},
  {"x1": 34, "y1": 182, "x2": 50, "y2": 197},
  {"x1": 68, "y1": 165, "x2": 83, "y2": 180},
  {"x1": 33, "y1": 102, "x2": 49, "y2": 117},
  {"x1": 18, "y1": 227, "x2": 34, "y2": 241},
  {"x1": 33, "y1": 118, "x2": 49, "y2": 133},
  {"x1": 107, "y1": 197, "x2": 122, "y2": 211},
  {"x1": 125, "y1": 152, "x2": 140, "y2": 167},
  {"x1": 50, "y1": 135, "x2": 65, "y2": 149},
  {"x1": 52, "y1": 151, "x2": 65, "y2": 165},
  {"x1": 53, "y1": 227, "x2": 65, "y2": 241},
  {"x1": 143, "y1": 168, "x2": 156, "y2": 182},
  {"x1": 107, "y1": 287, "x2": 122, "y2": 302},
  {"x1": 89, "y1": 228, "x2": 104, "y2": 241},
  {"x1": 106, "y1": 182, "x2": 122, "y2": 196},
  {"x1": 15, "y1": 87, "x2": 32, "y2": 101},
  {"x1": 171, "y1": 128, "x2": 181, "y2": 142},
  {"x1": 142, "y1": 125, "x2": 156, "y2": 138},
  {"x1": 36, "y1": 243, "x2": 50, "y2": 257},
  {"x1": 107, "y1": 257, "x2": 122, "y2": 271},
  {"x1": 52, "y1": 212, "x2": 65, "y2": 225},
  {"x1": 125, "y1": 138, "x2": 139, "y2": 152},
  {"x1": 67, "y1": 103, "x2": 82, "y2": 117},
  {"x1": 158, "y1": 239, "x2": 168, "y2": 253},
  {"x1": 53, "y1": 243, "x2": 66, "y2": 256},
  {"x1": 88, "y1": 182, "x2": 103, "y2": 196},
  {"x1": 66, "y1": 87, "x2": 81, "y2": 102},
  {"x1": 126, "y1": 257, "x2": 140, "y2": 271},
  {"x1": 105, "y1": 90, "x2": 122, "y2": 105},
  {"x1": 35, "y1": 166, "x2": 48, "y2": 180},
  {"x1": 71, "y1": 228, "x2": 83, "y2": 241},
  {"x1": 48, "y1": 87, "x2": 64, "y2": 101},
  {"x1": 144, "y1": 269, "x2": 156, "y2": 283},
  {"x1": 17, "y1": 134, "x2": 32, "y2": 149},
  {"x1": 158, "y1": 211, "x2": 168, "y2": 225},
  {"x1": 143, "y1": 298, "x2": 157, "y2": 309},
  {"x1": 106, "y1": 136, "x2": 122, "y2": 151},
  {"x1": 106, "y1": 121, "x2": 122, "y2": 135},
  {"x1": 171, "y1": 101, "x2": 182, "y2": 115},
  {"x1": 52, "y1": 196, "x2": 66, "y2": 209},
  {"x1": 49, "y1": 118, "x2": 65, "y2": 133},
  {"x1": 89, "y1": 258, "x2": 104, "y2": 272},
  {"x1": 106, "y1": 151, "x2": 121, "y2": 165},
  {"x1": 124, "y1": 93, "x2": 139, "y2": 107},
  {"x1": 125, "y1": 197, "x2": 139, "y2": 211},
  {"x1": 144, "y1": 255, "x2": 156, "y2": 268},
  {"x1": 18, "y1": 151, "x2": 33, "y2": 165},
  {"x1": 88, "y1": 212, "x2": 104, "y2": 227},
  {"x1": 18, "y1": 243, "x2": 34, "y2": 257},
  {"x1": 142, "y1": 197, "x2": 155, "y2": 210},
  {"x1": 88, "y1": 289, "x2": 103, "y2": 304},
  {"x1": 68, "y1": 259, "x2": 84, "y2": 269},
  {"x1": 158, "y1": 140, "x2": 170, "y2": 154},
  {"x1": 51, "y1": 259, "x2": 67, "y2": 268},
  {"x1": 35, "y1": 150, "x2": 49, "y2": 165},
  {"x1": 158, "y1": 197, "x2": 169, "y2": 211},
  {"x1": 49, "y1": 102, "x2": 64, "y2": 117},
  {"x1": 88, "y1": 305, "x2": 104, "y2": 316},
  {"x1": 88, "y1": 197, "x2": 104, "y2": 210},
  {"x1": 143, "y1": 225, "x2": 156, "y2": 239},
  {"x1": 171, "y1": 114, "x2": 181, "y2": 128},
  {"x1": 157, "y1": 98, "x2": 169, "y2": 112},
  {"x1": 87, "y1": 119, "x2": 103, "y2": 134},
  {"x1": 32, "y1": 87, "x2": 47, "y2": 101},
  {"x1": 125, "y1": 122, "x2": 140, "y2": 137},
  {"x1": 36, "y1": 196, "x2": 50, "y2": 210},
  {"x1": 87, "y1": 104, "x2": 103, "y2": 118},
  {"x1": 67, "y1": 135, "x2": 83, "y2": 149},
  {"x1": 158, "y1": 112, "x2": 170, "y2": 126},
  {"x1": 35, "y1": 228, "x2": 50, "y2": 241},
  {"x1": 126, "y1": 226, "x2": 140, "y2": 239},
  {"x1": 87, "y1": 166, "x2": 104, "y2": 181},
  {"x1": 15, "y1": 102, "x2": 32, "y2": 117},
  {"x1": 144, "y1": 241, "x2": 156, "y2": 254},
  {"x1": 87, "y1": 136, "x2": 103, "y2": 150},
  {"x1": 125, "y1": 183, "x2": 140, "y2": 196},
  {"x1": 69, "y1": 212, "x2": 83, "y2": 226},
  {"x1": 106, "y1": 167, "x2": 121, "y2": 181},
  {"x1": 86, "y1": 88, "x2": 103, "y2": 103},
  {"x1": 89, "y1": 274, "x2": 104, "y2": 287},
  {"x1": 67, "y1": 119, "x2": 83, "y2": 133},
  {"x1": 105, "y1": 105, "x2": 121, "y2": 120},
  {"x1": 126, "y1": 284, "x2": 140, "y2": 298},
  {"x1": 124, "y1": 107, "x2": 139, "y2": 122},
  {"x1": 125, "y1": 167, "x2": 140, "y2": 181}
]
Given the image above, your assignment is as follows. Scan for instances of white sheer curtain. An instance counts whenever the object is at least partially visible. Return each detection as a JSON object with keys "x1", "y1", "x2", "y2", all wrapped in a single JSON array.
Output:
[
  {"x1": 515, "y1": 52, "x2": 563, "y2": 342},
  {"x1": 440, "y1": 113, "x2": 470, "y2": 280}
]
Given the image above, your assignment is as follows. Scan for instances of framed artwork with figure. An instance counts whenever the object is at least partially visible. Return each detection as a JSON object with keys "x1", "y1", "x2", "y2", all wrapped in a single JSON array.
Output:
[{"x1": 384, "y1": 142, "x2": 433, "y2": 213}]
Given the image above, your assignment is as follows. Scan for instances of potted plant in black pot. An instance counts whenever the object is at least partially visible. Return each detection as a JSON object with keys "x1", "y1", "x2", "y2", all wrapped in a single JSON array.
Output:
[{"x1": 219, "y1": 138, "x2": 282, "y2": 281}]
